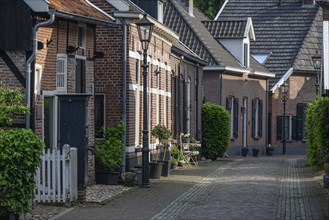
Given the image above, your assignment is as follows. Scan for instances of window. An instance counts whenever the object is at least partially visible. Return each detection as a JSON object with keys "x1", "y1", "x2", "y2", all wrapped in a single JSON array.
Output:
[
  {"x1": 78, "y1": 24, "x2": 87, "y2": 49},
  {"x1": 35, "y1": 64, "x2": 42, "y2": 95},
  {"x1": 226, "y1": 96, "x2": 239, "y2": 139},
  {"x1": 243, "y1": 43, "x2": 249, "y2": 67},
  {"x1": 56, "y1": 54, "x2": 67, "y2": 93},
  {"x1": 95, "y1": 94, "x2": 105, "y2": 139},
  {"x1": 76, "y1": 58, "x2": 86, "y2": 93},
  {"x1": 252, "y1": 98, "x2": 263, "y2": 139},
  {"x1": 296, "y1": 103, "x2": 308, "y2": 140},
  {"x1": 44, "y1": 96, "x2": 58, "y2": 149},
  {"x1": 277, "y1": 115, "x2": 297, "y2": 141}
]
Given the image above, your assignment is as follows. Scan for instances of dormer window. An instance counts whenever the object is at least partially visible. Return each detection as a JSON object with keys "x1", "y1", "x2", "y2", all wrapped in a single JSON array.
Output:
[{"x1": 302, "y1": 0, "x2": 315, "y2": 7}]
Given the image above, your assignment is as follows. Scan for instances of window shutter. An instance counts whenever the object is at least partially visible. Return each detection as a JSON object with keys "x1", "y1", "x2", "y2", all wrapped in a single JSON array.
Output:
[
  {"x1": 252, "y1": 99, "x2": 256, "y2": 138},
  {"x1": 292, "y1": 116, "x2": 297, "y2": 140},
  {"x1": 56, "y1": 54, "x2": 67, "y2": 93},
  {"x1": 277, "y1": 116, "x2": 283, "y2": 141},
  {"x1": 233, "y1": 97, "x2": 239, "y2": 138},
  {"x1": 226, "y1": 97, "x2": 231, "y2": 112},
  {"x1": 296, "y1": 103, "x2": 305, "y2": 140},
  {"x1": 258, "y1": 99, "x2": 263, "y2": 138}
]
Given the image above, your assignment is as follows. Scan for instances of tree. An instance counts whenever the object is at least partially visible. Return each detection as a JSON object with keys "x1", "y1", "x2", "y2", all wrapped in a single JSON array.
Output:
[{"x1": 194, "y1": 0, "x2": 225, "y2": 20}]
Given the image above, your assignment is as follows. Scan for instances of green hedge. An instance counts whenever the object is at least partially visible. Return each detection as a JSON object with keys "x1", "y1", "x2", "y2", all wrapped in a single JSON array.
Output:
[
  {"x1": 202, "y1": 102, "x2": 230, "y2": 159},
  {"x1": 306, "y1": 96, "x2": 329, "y2": 166},
  {"x1": 0, "y1": 86, "x2": 43, "y2": 215}
]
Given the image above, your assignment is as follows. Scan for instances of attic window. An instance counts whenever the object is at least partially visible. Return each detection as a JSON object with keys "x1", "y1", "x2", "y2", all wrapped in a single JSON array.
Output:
[{"x1": 252, "y1": 53, "x2": 270, "y2": 64}]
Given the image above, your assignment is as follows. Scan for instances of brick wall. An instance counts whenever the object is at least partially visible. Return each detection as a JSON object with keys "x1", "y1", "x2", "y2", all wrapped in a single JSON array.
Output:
[{"x1": 204, "y1": 71, "x2": 268, "y2": 154}]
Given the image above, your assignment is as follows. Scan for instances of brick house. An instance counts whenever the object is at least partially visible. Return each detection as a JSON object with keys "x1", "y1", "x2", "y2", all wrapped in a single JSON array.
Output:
[
  {"x1": 163, "y1": 0, "x2": 275, "y2": 155},
  {"x1": 217, "y1": 0, "x2": 322, "y2": 154},
  {"x1": 0, "y1": 0, "x2": 114, "y2": 192},
  {"x1": 90, "y1": 0, "x2": 200, "y2": 170}
]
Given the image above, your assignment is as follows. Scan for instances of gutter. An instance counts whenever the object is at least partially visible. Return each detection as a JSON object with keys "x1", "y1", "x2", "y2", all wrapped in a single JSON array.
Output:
[
  {"x1": 26, "y1": 10, "x2": 55, "y2": 129},
  {"x1": 203, "y1": 65, "x2": 249, "y2": 75},
  {"x1": 55, "y1": 11, "x2": 113, "y2": 26}
]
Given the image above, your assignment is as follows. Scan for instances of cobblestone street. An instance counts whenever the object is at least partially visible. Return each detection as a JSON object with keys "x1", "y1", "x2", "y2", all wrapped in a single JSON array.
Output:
[{"x1": 54, "y1": 156, "x2": 329, "y2": 220}]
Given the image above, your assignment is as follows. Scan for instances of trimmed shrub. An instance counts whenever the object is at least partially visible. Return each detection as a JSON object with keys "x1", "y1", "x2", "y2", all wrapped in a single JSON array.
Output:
[
  {"x1": 306, "y1": 96, "x2": 329, "y2": 166},
  {"x1": 202, "y1": 102, "x2": 230, "y2": 159}
]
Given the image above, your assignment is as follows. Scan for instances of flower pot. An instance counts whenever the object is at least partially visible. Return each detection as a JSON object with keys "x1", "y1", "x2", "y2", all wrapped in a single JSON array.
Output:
[
  {"x1": 266, "y1": 148, "x2": 274, "y2": 156},
  {"x1": 241, "y1": 148, "x2": 249, "y2": 157},
  {"x1": 124, "y1": 172, "x2": 136, "y2": 187},
  {"x1": 149, "y1": 162, "x2": 164, "y2": 179},
  {"x1": 158, "y1": 160, "x2": 170, "y2": 177},
  {"x1": 96, "y1": 172, "x2": 120, "y2": 185},
  {"x1": 252, "y1": 148, "x2": 259, "y2": 157}
]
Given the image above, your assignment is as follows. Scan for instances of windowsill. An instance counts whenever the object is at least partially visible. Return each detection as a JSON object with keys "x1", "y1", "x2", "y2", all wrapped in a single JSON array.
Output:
[{"x1": 253, "y1": 137, "x2": 260, "y2": 140}]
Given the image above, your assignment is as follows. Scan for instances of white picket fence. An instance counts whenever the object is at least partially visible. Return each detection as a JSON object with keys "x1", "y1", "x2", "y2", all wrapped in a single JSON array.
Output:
[{"x1": 34, "y1": 145, "x2": 77, "y2": 203}]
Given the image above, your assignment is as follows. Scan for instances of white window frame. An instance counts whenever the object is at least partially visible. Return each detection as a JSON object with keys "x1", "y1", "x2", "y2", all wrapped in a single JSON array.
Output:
[
  {"x1": 156, "y1": 65, "x2": 160, "y2": 125},
  {"x1": 158, "y1": 0, "x2": 164, "y2": 23},
  {"x1": 56, "y1": 54, "x2": 67, "y2": 94},
  {"x1": 164, "y1": 68, "x2": 168, "y2": 126},
  {"x1": 95, "y1": 94, "x2": 106, "y2": 140},
  {"x1": 228, "y1": 97, "x2": 234, "y2": 139},
  {"x1": 254, "y1": 99, "x2": 259, "y2": 138}
]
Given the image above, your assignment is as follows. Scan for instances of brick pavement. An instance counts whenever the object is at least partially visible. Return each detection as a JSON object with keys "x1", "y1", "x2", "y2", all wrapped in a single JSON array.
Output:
[{"x1": 55, "y1": 156, "x2": 329, "y2": 220}]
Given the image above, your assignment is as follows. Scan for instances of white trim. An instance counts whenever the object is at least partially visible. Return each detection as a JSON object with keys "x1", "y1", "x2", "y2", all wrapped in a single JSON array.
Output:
[
  {"x1": 214, "y1": 0, "x2": 229, "y2": 20},
  {"x1": 129, "y1": 83, "x2": 171, "y2": 97},
  {"x1": 85, "y1": 0, "x2": 115, "y2": 21},
  {"x1": 106, "y1": 0, "x2": 129, "y2": 11},
  {"x1": 203, "y1": 65, "x2": 249, "y2": 74},
  {"x1": 271, "y1": 68, "x2": 294, "y2": 92},
  {"x1": 129, "y1": 50, "x2": 171, "y2": 71},
  {"x1": 245, "y1": 17, "x2": 255, "y2": 41},
  {"x1": 324, "y1": 21, "x2": 329, "y2": 90},
  {"x1": 250, "y1": 71, "x2": 276, "y2": 78}
]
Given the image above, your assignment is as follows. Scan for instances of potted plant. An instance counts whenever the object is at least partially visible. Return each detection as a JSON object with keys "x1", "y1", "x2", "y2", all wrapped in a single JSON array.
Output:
[
  {"x1": 170, "y1": 158, "x2": 179, "y2": 169},
  {"x1": 266, "y1": 144, "x2": 275, "y2": 156},
  {"x1": 95, "y1": 122, "x2": 124, "y2": 185},
  {"x1": 252, "y1": 148, "x2": 260, "y2": 157},
  {"x1": 151, "y1": 125, "x2": 172, "y2": 178}
]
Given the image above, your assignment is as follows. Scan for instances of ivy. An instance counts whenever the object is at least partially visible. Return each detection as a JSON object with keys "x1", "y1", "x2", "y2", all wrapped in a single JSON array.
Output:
[{"x1": 202, "y1": 102, "x2": 230, "y2": 159}]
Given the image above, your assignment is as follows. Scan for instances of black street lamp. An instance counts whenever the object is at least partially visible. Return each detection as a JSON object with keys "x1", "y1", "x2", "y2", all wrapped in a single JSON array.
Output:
[
  {"x1": 280, "y1": 82, "x2": 288, "y2": 155},
  {"x1": 136, "y1": 14, "x2": 154, "y2": 188},
  {"x1": 312, "y1": 51, "x2": 322, "y2": 96}
]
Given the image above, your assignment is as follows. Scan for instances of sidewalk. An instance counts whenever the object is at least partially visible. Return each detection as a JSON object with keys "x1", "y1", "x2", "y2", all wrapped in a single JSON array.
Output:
[{"x1": 33, "y1": 155, "x2": 329, "y2": 220}]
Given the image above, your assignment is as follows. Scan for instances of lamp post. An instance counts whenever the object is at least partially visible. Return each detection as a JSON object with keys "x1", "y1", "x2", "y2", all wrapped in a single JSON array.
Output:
[
  {"x1": 312, "y1": 51, "x2": 322, "y2": 96},
  {"x1": 280, "y1": 82, "x2": 288, "y2": 155},
  {"x1": 136, "y1": 14, "x2": 154, "y2": 188}
]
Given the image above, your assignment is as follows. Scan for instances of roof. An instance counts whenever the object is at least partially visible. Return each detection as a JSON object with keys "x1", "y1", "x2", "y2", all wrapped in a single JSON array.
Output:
[
  {"x1": 163, "y1": 0, "x2": 245, "y2": 70},
  {"x1": 172, "y1": 41, "x2": 207, "y2": 65},
  {"x1": 49, "y1": 0, "x2": 114, "y2": 24},
  {"x1": 203, "y1": 19, "x2": 247, "y2": 39},
  {"x1": 217, "y1": 0, "x2": 322, "y2": 87}
]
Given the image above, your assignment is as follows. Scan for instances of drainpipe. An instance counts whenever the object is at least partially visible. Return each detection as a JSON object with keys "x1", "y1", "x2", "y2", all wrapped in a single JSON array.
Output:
[
  {"x1": 120, "y1": 18, "x2": 127, "y2": 173},
  {"x1": 219, "y1": 73, "x2": 223, "y2": 105},
  {"x1": 178, "y1": 56, "x2": 184, "y2": 137},
  {"x1": 265, "y1": 78, "x2": 269, "y2": 148},
  {"x1": 26, "y1": 10, "x2": 55, "y2": 129},
  {"x1": 195, "y1": 63, "x2": 199, "y2": 140}
]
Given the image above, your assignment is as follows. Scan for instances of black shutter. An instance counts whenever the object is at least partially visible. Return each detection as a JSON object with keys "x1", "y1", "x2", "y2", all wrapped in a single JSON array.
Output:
[
  {"x1": 296, "y1": 103, "x2": 305, "y2": 140},
  {"x1": 226, "y1": 97, "x2": 231, "y2": 112},
  {"x1": 277, "y1": 116, "x2": 283, "y2": 141},
  {"x1": 292, "y1": 116, "x2": 297, "y2": 140},
  {"x1": 252, "y1": 99, "x2": 256, "y2": 138},
  {"x1": 258, "y1": 99, "x2": 263, "y2": 138},
  {"x1": 233, "y1": 97, "x2": 239, "y2": 138}
]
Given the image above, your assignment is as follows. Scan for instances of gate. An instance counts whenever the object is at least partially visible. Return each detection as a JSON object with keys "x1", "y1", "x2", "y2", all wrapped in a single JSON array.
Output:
[{"x1": 34, "y1": 145, "x2": 77, "y2": 203}]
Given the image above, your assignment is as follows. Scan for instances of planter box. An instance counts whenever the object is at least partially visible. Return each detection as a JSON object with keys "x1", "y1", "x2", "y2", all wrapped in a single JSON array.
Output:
[
  {"x1": 158, "y1": 160, "x2": 170, "y2": 177},
  {"x1": 96, "y1": 172, "x2": 120, "y2": 185},
  {"x1": 241, "y1": 148, "x2": 249, "y2": 157},
  {"x1": 266, "y1": 148, "x2": 274, "y2": 156},
  {"x1": 252, "y1": 148, "x2": 259, "y2": 157}
]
